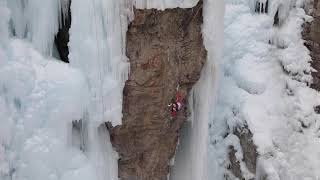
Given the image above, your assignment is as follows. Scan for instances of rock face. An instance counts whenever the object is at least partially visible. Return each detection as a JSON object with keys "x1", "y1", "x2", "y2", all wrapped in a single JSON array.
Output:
[
  {"x1": 228, "y1": 126, "x2": 258, "y2": 180},
  {"x1": 303, "y1": 0, "x2": 320, "y2": 90},
  {"x1": 54, "y1": 1, "x2": 71, "y2": 63},
  {"x1": 108, "y1": 2, "x2": 207, "y2": 180}
]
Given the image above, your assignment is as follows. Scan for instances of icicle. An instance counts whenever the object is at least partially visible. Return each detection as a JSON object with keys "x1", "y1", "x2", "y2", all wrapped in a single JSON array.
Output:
[
  {"x1": 6, "y1": 0, "x2": 68, "y2": 56},
  {"x1": 69, "y1": 0, "x2": 131, "y2": 126}
]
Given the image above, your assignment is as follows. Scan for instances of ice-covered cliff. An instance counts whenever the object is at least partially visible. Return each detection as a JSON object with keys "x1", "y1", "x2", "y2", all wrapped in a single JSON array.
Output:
[
  {"x1": 1, "y1": 0, "x2": 320, "y2": 179},
  {"x1": 0, "y1": 0, "x2": 222, "y2": 180}
]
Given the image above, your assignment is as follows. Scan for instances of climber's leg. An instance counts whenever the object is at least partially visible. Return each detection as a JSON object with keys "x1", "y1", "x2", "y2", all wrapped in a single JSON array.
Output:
[
  {"x1": 171, "y1": 110, "x2": 177, "y2": 119},
  {"x1": 177, "y1": 102, "x2": 182, "y2": 111},
  {"x1": 175, "y1": 91, "x2": 182, "y2": 103}
]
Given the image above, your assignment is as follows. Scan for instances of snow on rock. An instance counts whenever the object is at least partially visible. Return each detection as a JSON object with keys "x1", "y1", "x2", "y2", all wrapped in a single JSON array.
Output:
[{"x1": 209, "y1": 0, "x2": 320, "y2": 179}]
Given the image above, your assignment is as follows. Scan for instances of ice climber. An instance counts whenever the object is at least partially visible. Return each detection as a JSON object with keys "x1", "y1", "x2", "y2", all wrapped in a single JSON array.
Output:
[{"x1": 168, "y1": 90, "x2": 183, "y2": 119}]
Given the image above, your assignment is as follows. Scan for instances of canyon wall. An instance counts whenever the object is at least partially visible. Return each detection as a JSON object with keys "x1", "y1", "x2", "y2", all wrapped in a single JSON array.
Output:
[{"x1": 109, "y1": 2, "x2": 207, "y2": 180}]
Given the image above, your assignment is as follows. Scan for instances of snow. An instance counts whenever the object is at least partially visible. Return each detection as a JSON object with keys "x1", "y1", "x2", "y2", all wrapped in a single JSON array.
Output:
[{"x1": 209, "y1": 0, "x2": 320, "y2": 179}]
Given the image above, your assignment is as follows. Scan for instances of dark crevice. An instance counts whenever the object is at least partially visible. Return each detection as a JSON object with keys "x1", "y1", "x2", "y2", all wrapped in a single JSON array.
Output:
[
  {"x1": 274, "y1": 9, "x2": 280, "y2": 26},
  {"x1": 255, "y1": 0, "x2": 268, "y2": 14},
  {"x1": 72, "y1": 119, "x2": 88, "y2": 152},
  {"x1": 54, "y1": 0, "x2": 71, "y2": 63},
  {"x1": 265, "y1": 0, "x2": 268, "y2": 13}
]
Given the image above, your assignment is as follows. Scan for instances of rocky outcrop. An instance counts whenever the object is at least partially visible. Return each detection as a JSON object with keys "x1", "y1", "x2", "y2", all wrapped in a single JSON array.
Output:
[
  {"x1": 303, "y1": 0, "x2": 320, "y2": 90},
  {"x1": 228, "y1": 126, "x2": 258, "y2": 180},
  {"x1": 108, "y1": 1, "x2": 207, "y2": 180}
]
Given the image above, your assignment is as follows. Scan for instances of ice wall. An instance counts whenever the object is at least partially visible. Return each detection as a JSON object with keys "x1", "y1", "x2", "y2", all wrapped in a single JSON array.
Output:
[
  {"x1": 67, "y1": 0, "x2": 134, "y2": 179},
  {"x1": 0, "y1": 19, "x2": 97, "y2": 180},
  {"x1": 1, "y1": 1, "x2": 118, "y2": 180},
  {"x1": 69, "y1": 0, "x2": 130, "y2": 126},
  {"x1": 7, "y1": 0, "x2": 69, "y2": 56},
  {"x1": 1, "y1": 0, "x2": 226, "y2": 180},
  {"x1": 169, "y1": 0, "x2": 224, "y2": 180}
]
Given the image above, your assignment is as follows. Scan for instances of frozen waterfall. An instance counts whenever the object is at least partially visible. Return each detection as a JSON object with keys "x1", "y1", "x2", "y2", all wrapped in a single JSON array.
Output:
[
  {"x1": 0, "y1": 0, "x2": 225, "y2": 180},
  {"x1": 208, "y1": 0, "x2": 320, "y2": 179}
]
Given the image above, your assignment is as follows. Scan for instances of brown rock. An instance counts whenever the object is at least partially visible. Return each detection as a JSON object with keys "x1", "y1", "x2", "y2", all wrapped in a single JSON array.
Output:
[
  {"x1": 228, "y1": 147, "x2": 243, "y2": 179},
  {"x1": 228, "y1": 126, "x2": 258, "y2": 180},
  {"x1": 109, "y1": 1, "x2": 207, "y2": 180},
  {"x1": 303, "y1": 0, "x2": 320, "y2": 91},
  {"x1": 311, "y1": 18, "x2": 320, "y2": 43}
]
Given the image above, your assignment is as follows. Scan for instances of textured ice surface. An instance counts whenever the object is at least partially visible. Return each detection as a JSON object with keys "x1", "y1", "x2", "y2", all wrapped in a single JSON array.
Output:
[
  {"x1": 0, "y1": 38, "x2": 95, "y2": 180},
  {"x1": 209, "y1": 0, "x2": 320, "y2": 179},
  {"x1": 7, "y1": 0, "x2": 69, "y2": 56},
  {"x1": 1, "y1": 0, "x2": 216, "y2": 180},
  {"x1": 1, "y1": 1, "x2": 118, "y2": 179},
  {"x1": 69, "y1": 0, "x2": 130, "y2": 126}
]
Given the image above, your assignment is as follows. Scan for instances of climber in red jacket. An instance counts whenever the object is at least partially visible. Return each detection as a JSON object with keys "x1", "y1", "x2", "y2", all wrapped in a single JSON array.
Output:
[{"x1": 168, "y1": 90, "x2": 183, "y2": 119}]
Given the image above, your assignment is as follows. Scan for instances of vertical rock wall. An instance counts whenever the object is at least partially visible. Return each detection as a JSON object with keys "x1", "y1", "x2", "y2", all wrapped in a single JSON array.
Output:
[
  {"x1": 228, "y1": 127, "x2": 258, "y2": 180},
  {"x1": 303, "y1": 0, "x2": 320, "y2": 90},
  {"x1": 54, "y1": 0, "x2": 71, "y2": 63},
  {"x1": 109, "y1": 1, "x2": 207, "y2": 180}
]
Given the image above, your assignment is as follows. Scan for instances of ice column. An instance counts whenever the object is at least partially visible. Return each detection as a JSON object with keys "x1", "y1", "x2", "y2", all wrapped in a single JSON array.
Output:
[
  {"x1": 68, "y1": 0, "x2": 131, "y2": 179},
  {"x1": 7, "y1": 0, "x2": 68, "y2": 56},
  {"x1": 69, "y1": 0, "x2": 130, "y2": 126}
]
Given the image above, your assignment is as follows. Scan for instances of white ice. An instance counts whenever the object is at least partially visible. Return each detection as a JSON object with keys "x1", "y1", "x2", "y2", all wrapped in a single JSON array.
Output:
[
  {"x1": 2, "y1": 0, "x2": 212, "y2": 180},
  {"x1": 209, "y1": 0, "x2": 320, "y2": 179},
  {"x1": 0, "y1": 37, "x2": 99, "y2": 180},
  {"x1": 7, "y1": 0, "x2": 69, "y2": 56},
  {"x1": 5, "y1": 0, "x2": 317, "y2": 180},
  {"x1": 0, "y1": 0, "x2": 119, "y2": 179}
]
